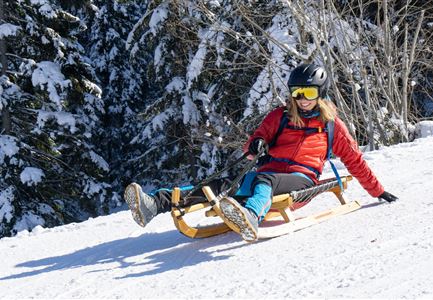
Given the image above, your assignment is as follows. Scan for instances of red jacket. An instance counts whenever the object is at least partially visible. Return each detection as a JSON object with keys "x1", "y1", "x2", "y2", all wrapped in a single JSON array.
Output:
[{"x1": 244, "y1": 107, "x2": 384, "y2": 197}]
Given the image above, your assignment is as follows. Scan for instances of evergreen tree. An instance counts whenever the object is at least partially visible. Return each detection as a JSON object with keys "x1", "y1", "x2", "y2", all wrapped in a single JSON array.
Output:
[
  {"x1": 70, "y1": 0, "x2": 149, "y2": 209},
  {"x1": 0, "y1": 0, "x2": 110, "y2": 237}
]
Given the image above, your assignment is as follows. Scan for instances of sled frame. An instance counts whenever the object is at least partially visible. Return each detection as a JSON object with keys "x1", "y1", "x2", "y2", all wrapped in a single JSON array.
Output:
[{"x1": 171, "y1": 175, "x2": 361, "y2": 239}]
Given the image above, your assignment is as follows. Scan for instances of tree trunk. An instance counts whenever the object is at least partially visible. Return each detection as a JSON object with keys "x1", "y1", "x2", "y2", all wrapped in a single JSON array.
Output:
[
  {"x1": 362, "y1": 67, "x2": 375, "y2": 150},
  {"x1": 401, "y1": 23, "x2": 409, "y2": 141},
  {"x1": 1, "y1": 0, "x2": 12, "y2": 134}
]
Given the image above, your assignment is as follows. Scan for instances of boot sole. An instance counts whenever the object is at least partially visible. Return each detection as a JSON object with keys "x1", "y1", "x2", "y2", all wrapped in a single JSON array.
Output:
[
  {"x1": 124, "y1": 183, "x2": 145, "y2": 227},
  {"x1": 219, "y1": 198, "x2": 258, "y2": 242}
]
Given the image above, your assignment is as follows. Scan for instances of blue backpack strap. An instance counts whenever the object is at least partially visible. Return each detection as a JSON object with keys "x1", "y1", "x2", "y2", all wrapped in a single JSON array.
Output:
[
  {"x1": 326, "y1": 121, "x2": 343, "y2": 191},
  {"x1": 326, "y1": 121, "x2": 334, "y2": 160}
]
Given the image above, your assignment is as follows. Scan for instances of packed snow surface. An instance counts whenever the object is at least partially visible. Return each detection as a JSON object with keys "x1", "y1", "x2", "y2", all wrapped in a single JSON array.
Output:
[{"x1": 1, "y1": 136, "x2": 433, "y2": 299}]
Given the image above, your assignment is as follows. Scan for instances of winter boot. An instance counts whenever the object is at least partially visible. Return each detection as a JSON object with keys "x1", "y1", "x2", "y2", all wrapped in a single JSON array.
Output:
[
  {"x1": 124, "y1": 183, "x2": 158, "y2": 227},
  {"x1": 219, "y1": 197, "x2": 259, "y2": 242}
]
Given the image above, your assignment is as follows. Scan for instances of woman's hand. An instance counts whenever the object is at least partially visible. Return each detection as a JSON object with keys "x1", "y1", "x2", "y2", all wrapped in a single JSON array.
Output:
[{"x1": 248, "y1": 138, "x2": 268, "y2": 155}]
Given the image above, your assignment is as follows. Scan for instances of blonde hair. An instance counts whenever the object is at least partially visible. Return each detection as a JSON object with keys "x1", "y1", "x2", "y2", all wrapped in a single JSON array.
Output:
[{"x1": 287, "y1": 98, "x2": 337, "y2": 127}]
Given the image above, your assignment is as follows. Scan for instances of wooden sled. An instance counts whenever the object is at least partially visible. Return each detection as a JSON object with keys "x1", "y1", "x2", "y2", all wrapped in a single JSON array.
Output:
[{"x1": 171, "y1": 175, "x2": 361, "y2": 240}]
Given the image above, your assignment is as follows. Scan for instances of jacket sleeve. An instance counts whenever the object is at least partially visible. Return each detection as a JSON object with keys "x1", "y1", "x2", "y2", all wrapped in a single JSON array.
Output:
[
  {"x1": 332, "y1": 117, "x2": 384, "y2": 197},
  {"x1": 242, "y1": 107, "x2": 284, "y2": 154}
]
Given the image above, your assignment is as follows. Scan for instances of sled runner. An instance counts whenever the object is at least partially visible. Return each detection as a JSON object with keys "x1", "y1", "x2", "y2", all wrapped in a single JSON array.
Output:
[{"x1": 171, "y1": 175, "x2": 361, "y2": 240}]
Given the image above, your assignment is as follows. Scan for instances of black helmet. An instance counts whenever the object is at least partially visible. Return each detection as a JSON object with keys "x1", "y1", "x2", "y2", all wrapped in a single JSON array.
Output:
[{"x1": 288, "y1": 64, "x2": 328, "y2": 97}]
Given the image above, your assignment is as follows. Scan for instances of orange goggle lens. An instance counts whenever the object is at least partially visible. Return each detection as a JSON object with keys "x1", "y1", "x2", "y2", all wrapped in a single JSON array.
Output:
[{"x1": 290, "y1": 87, "x2": 319, "y2": 100}]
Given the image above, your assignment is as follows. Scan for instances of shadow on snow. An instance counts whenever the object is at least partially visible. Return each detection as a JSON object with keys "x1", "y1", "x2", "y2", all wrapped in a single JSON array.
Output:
[{"x1": 1, "y1": 229, "x2": 246, "y2": 280}]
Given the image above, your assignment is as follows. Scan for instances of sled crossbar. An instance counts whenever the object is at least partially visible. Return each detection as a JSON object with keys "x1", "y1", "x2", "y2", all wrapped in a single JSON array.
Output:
[{"x1": 171, "y1": 175, "x2": 361, "y2": 239}]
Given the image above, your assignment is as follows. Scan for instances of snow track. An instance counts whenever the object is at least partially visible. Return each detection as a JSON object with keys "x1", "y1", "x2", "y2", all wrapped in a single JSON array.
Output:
[{"x1": 1, "y1": 137, "x2": 433, "y2": 298}]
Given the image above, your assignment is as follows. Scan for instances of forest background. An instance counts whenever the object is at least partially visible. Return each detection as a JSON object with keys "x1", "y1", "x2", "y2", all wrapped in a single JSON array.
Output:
[{"x1": 1, "y1": 0, "x2": 432, "y2": 238}]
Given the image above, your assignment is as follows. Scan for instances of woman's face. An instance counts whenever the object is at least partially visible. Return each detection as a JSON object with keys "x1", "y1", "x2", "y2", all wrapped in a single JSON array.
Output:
[
  {"x1": 289, "y1": 86, "x2": 319, "y2": 111},
  {"x1": 295, "y1": 97, "x2": 318, "y2": 111}
]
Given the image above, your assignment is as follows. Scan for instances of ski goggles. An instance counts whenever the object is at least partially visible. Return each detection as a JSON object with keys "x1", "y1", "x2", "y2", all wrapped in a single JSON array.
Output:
[{"x1": 290, "y1": 86, "x2": 319, "y2": 100}]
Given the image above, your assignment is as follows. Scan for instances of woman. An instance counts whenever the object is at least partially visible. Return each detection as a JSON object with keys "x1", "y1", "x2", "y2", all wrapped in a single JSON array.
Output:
[{"x1": 124, "y1": 63, "x2": 397, "y2": 242}]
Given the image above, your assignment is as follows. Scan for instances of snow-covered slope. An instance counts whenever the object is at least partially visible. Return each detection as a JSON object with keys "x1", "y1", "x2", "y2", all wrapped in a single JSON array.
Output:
[{"x1": 1, "y1": 137, "x2": 433, "y2": 299}]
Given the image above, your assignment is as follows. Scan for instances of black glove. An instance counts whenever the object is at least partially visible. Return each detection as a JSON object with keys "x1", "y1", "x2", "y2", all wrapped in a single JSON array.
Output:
[
  {"x1": 378, "y1": 191, "x2": 398, "y2": 202},
  {"x1": 248, "y1": 138, "x2": 268, "y2": 155}
]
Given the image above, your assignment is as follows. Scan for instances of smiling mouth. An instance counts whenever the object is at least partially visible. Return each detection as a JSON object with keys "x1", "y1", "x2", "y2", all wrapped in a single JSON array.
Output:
[{"x1": 300, "y1": 103, "x2": 312, "y2": 108}]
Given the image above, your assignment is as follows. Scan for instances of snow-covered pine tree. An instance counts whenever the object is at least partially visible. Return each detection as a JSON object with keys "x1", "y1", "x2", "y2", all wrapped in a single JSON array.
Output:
[
  {"x1": 0, "y1": 0, "x2": 111, "y2": 237},
  {"x1": 70, "y1": 0, "x2": 149, "y2": 210}
]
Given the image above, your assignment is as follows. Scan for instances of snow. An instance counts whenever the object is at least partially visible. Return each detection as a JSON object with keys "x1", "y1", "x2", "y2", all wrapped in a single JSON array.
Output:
[
  {"x1": 31, "y1": 61, "x2": 71, "y2": 107},
  {"x1": 20, "y1": 167, "x2": 45, "y2": 186},
  {"x1": 1, "y1": 136, "x2": 433, "y2": 298},
  {"x1": 148, "y1": 2, "x2": 169, "y2": 36},
  {"x1": 89, "y1": 151, "x2": 110, "y2": 172},
  {"x1": 165, "y1": 77, "x2": 185, "y2": 93},
  {"x1": 182, "y1": 95, "x2": 200, "y2": 125},
  {"x1": 0, "y1": 135, "x2": 19, "y2": 164},
  {"x1": 30, "y1": 0, "x2": 48, "y2": 4},
  {"x1": 186, "y1": 43, "x2": 207, "y2": 88},
  {"x1": 83, "y1": 180, "x2": 105, "y2": 196},
  {"x1": 186, "y1": 27, "x2": 214, "y2": 89},
  {"x1": 138, "y1": 108, "x2": 175, "y2": 140},
  {"x1": 153, "y1": 42, "x2": 164, "y2": 71},
  {"x1": 38, "y1": 4, "x2": 57, "y2": 19},
  {"x1": 0, "y1": 23, "x2": 21, "y2": 38},
  {"x1": 0, "y1": 187, "x2": 15, "y2": 223},
  {"x1": 416, "y1": 121, "x2": 433, "y2": 138},
  {"x1": 13, "y1": 212, "x2": 45, "y2": 233},
  {"x1": 0, "y1": 76, "x2": 21, "y2": 110},
  {"x1": 28, "y1": 0, "x2": 57, "y2": 18},
  {"x1": 36, "y1": 110, "x2": 77, "y2": 133}
]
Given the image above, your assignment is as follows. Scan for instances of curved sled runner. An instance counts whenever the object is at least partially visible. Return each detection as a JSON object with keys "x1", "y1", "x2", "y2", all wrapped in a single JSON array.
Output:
[{"x1": 171, "y1": 175, "x2": 361, "y2": 240}]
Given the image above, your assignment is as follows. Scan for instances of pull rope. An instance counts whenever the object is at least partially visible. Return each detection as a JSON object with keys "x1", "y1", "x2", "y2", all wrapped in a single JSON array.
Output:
[{"x1": 184, "y1": 152, "x2": 250, "y2": 199}]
